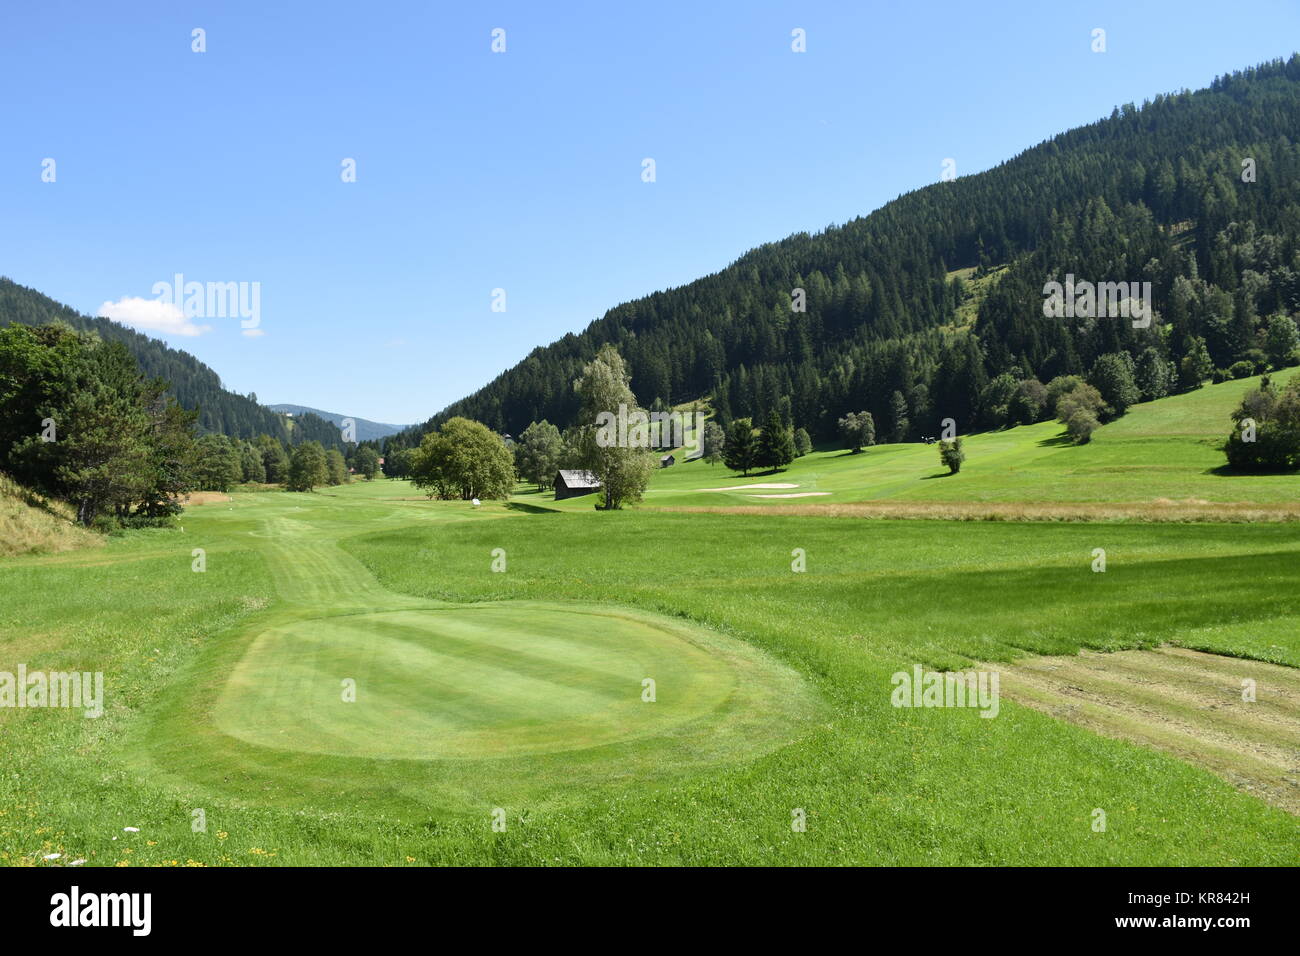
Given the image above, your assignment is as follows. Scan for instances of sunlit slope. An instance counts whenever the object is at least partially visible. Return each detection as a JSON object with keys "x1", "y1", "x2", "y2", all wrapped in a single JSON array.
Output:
[
  {"x1": 0, "y1": 473, "x2": 101, "y2": 556},
  {"x1": 615, "y1": 368, "x2": 1300, "y2": 510}
]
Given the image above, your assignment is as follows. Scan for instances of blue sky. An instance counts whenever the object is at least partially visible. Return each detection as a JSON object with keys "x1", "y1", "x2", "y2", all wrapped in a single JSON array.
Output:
[{"x1": 2, "y1": 1, "x2": 1297, "y2": 424}]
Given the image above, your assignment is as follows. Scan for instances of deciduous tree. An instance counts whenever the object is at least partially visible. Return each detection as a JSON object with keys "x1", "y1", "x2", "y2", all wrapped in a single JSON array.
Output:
[
  {"x1": 410, "y1": 417, "x2": 515, "y2": 500},
  {"x1": 837, "y1": 411, "x2": 875, "y2": 453},
  {"x1": 287, "y1": 441, "x2": 329, "y2": 492}
]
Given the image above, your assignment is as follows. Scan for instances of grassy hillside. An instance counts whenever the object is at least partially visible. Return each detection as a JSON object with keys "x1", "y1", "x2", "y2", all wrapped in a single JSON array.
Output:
[
  {"x1": 536, "y1": 367, "x2": 1300, "y2": 513},
  {"x1": 397, "y1": 57, "x2": 1300, "y2": 444},
  {"x1": 0, "y1": 474, "x2": 100, "y2": 557}
]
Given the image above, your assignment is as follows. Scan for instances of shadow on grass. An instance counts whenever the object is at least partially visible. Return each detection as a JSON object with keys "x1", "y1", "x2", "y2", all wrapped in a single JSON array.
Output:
[
  {"x1": 1035, "y1": 432, "x2": 1074, "y2": 448},
  {"x1": 505, "y1": 501, "x2": 561, "y2": 515},
  {"x1": 1204, "y1": 463, "x2": 1300, "y2": 477}
]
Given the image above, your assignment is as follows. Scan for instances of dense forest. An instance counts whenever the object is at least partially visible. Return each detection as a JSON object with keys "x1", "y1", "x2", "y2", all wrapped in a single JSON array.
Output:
[
  {"x1": 384, "y1": 56, "x2": 1300, "y2": 450},
  {"x1": 0, "y1": 278, "x2": 346, "y2": 451}
]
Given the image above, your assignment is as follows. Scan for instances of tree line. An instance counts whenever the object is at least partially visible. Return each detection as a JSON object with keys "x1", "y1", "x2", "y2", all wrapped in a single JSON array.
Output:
[
  {"x1": 0, "y1": 277, "x2": 350, "y2": 450},
  {"x1": 0, "y1": 322, "x2": 384, "y2": 527},
  {"x1": 329, "y1": 327, "x2": 1300, "y2": 518}
]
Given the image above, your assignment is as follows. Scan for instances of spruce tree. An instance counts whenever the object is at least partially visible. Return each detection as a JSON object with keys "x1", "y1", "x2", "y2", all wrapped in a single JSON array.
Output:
[
  {"x1": 756, "y1": 408, "x2": 795, "y2": 471},
  {"x1": 889, "y1": 391, "x2": 910, "y2": 443},
  {"x1": 722, "y1": 418, "x2": 757, "y2": 475}
]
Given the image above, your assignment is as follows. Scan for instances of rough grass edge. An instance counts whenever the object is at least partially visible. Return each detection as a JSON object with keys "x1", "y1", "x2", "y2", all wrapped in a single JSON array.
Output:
[{"x1": 0, "y1": 472, "x2": 103, "y2": 556}]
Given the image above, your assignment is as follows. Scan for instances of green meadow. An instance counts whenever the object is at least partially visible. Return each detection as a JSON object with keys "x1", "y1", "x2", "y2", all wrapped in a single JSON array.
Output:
[
  {"x1": 1, "y1": 495, "x2": 1297, "y2": 864},
  {"x1": 1, "y1": 373, "x2": 1298, "y2": 866},
  {"x1": 591, "y1": 367, "x2": 1300, "y2": 511}
]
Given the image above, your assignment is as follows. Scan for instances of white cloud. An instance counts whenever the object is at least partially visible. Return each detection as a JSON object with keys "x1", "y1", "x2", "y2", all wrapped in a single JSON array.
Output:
[
  {"x1": 96, "y1": 296, "x2": 212, "y2": 337},
  {"x1": 242, "y1": 328, "x2": 265, "y2": 338}
]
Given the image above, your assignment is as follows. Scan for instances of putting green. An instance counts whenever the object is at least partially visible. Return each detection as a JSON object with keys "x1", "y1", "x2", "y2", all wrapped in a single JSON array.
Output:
[
  {"x1": 214, "y1": 604, "x2": 750, "y2": 760},
  {"x1": 128, "y1": 502, "x2": 820, "y2": 815}
]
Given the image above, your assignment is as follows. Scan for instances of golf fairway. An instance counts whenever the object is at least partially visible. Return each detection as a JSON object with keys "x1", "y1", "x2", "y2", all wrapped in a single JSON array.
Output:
[{"x1": 124, "y1": 497, "x2": 820, "y2": 816}]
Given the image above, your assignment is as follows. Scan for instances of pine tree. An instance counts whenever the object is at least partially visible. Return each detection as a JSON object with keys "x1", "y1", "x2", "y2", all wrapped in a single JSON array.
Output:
[
  {"x1": 53, "y1": 344, "x2": 156, "y2": 524},
  {"x1": 755, "y1": 408, "x2": 795, "y2": 471},
  {"x1": 889, "y1": 390, "x2": 910, "y2": 443},
  {"x1": 239, "y1": 442, "x2": 266, "y2": 483},
  {"x1": 136, "y1": 394, "x2": 199, "y2": 518},
  {"x1": 1135, "y1": 348, "x2": 1171, "y2": 401},
  {"x1": 722, "y1": 418, "x2": 757, "y2": 475},
  {"x1": 1178, "y1": 337, "x2": 1214, "y2": 390},
  {"x1": 194, "y1": 434, "x2": 242, "y2": 492}
]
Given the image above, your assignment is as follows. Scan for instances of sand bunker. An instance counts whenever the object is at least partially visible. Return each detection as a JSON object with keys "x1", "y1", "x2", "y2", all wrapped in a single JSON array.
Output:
[
  {"x1": 744, "y1": 492, "x2": 832, "y2": 499},
  {"x1": 698, "y1": 483, "x2": 799, "y2": 491}
]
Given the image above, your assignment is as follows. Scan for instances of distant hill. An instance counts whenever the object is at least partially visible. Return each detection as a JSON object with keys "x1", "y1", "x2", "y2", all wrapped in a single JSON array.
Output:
[
  {"x1": 393, "y1": 55, "x2": 1300, "y2": 449},
  {"x1": 0, "y1": 278, "x2": 345, "y2": 450},
  {"x1": 267, "y1": 405, "x2": 408, "y2": 442}
]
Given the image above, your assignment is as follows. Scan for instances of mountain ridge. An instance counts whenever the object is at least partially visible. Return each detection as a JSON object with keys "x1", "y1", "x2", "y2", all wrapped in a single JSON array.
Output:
[
  {"x1": 0, "y1": 277, "x2": 347, "y2": 450},
  {"x1": 266, "y1": 404, "x2": 408, "y2": 442},
  {"x1": 385, "y1": 54, "x2": 1300, "y2": 450}
]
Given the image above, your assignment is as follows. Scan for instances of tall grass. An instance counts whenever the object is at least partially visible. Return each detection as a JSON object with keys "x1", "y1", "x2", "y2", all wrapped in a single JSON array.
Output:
[{"x1": 0, "y1": 473, "x2": 100, "y2": 557}]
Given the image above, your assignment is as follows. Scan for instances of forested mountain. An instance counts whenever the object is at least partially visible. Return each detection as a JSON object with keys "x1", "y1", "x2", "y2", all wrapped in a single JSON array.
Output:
[
  {"x1": 0, "y1": 278, "x2": 345, "y2": 450},
  {"x1": 388, "y1": 55, "x2": 1300, "y2": 449},
  {"x1": 267, "y1": 405, "x2": 407, "y2": 442}
]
